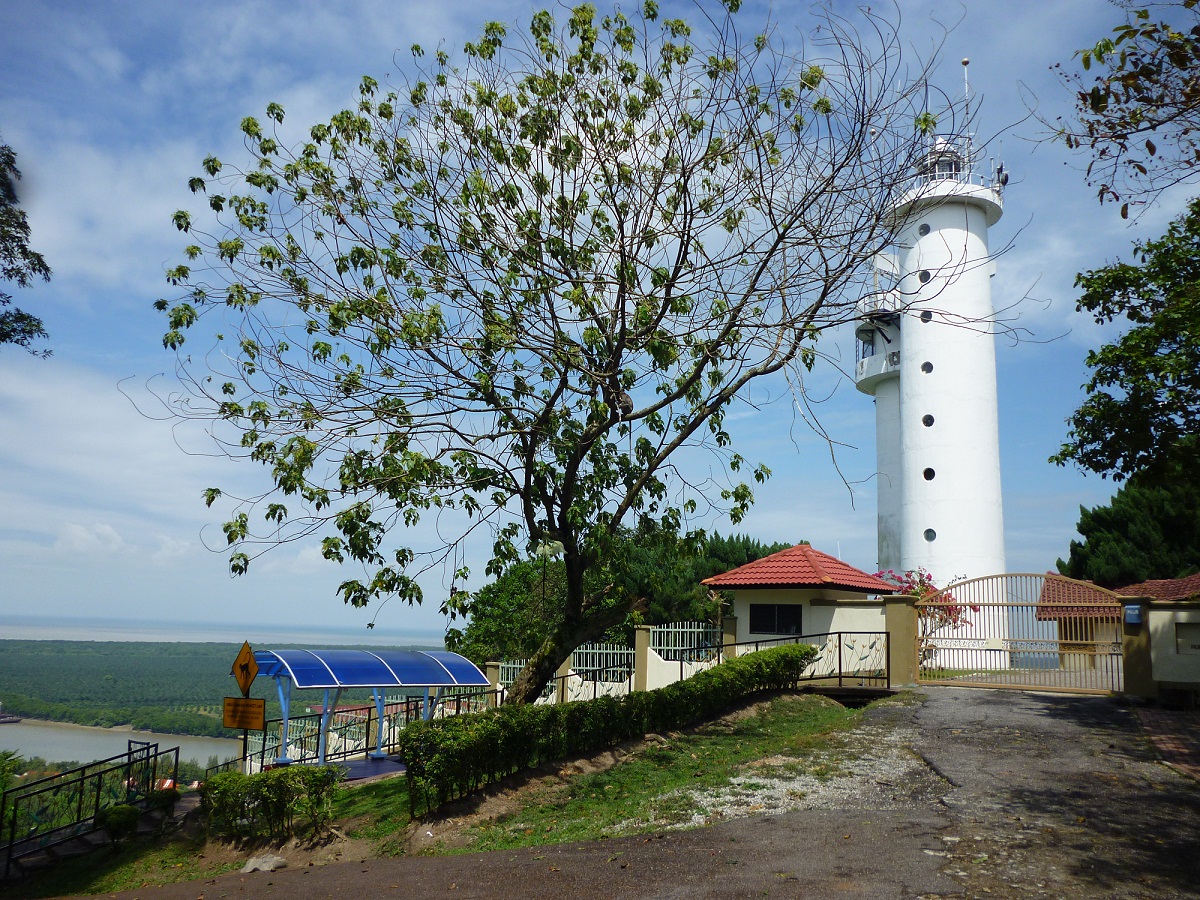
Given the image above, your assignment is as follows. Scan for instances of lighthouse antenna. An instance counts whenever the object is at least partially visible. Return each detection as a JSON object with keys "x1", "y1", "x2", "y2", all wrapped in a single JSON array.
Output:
[
  {"x1": 962, "y1": 57, "x2": 970, "y2": 108},
  {"x1": 962, "y1": 58, "x2": 971, "y2": 165}
]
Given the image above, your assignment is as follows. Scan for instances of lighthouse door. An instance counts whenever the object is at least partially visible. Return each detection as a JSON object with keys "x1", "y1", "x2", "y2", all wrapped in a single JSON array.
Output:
[{"x1": 915, "y1": 574, "x2": 1124, "y2": 694}]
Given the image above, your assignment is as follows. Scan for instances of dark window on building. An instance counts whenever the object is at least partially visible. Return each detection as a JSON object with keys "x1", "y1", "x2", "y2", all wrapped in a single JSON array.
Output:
[{"x1": 748, "y1": 603, "x2": 803, "y2": 635}]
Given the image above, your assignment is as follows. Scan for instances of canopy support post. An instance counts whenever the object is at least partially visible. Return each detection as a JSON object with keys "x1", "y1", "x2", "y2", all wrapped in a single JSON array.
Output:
[
  {"x1": 423, "y1": 687, "x2": 445, "y2": 722},
  {"x1": 369, "y1": 689, "x2": 388, "y2": 758},
  {"x1": 274, "y1": 675, "x2": 293, "y2": 765},
  {"x1": 317, "y1": 687, "x2": 342, "y2": 766}
]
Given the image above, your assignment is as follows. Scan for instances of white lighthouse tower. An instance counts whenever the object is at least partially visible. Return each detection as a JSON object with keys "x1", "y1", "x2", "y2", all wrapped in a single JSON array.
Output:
[{"x1": 854, "y1": 113, "x2": 1007, "y2": 586}]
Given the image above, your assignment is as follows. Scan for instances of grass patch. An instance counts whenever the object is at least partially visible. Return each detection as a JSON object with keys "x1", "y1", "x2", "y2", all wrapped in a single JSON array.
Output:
[
  {"x1": 5, "y1": 836, "x2": 241, "y2": 899},
  {"x1": 331, "y1": 776, "x2": 414, "y2": 854},
  {"x1": 458, "y1": 692, "x2": 859, "y2": 852}
]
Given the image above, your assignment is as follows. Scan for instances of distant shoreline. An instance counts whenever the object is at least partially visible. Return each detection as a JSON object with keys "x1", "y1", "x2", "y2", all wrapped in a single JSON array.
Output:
[{"x1": 0, "y1": 614, "x2": 444, "y2": 648}]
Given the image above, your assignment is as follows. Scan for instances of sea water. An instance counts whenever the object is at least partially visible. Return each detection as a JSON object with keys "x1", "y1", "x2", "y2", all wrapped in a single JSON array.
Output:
[{"x1": 0, "y1": 719, "x2": 241, "y2": 767}]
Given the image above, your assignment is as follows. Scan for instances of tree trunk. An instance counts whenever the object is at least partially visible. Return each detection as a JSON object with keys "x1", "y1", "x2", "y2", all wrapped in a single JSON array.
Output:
[{"x1": 504, "y1": 603, "x2": 629, "y2": 705}]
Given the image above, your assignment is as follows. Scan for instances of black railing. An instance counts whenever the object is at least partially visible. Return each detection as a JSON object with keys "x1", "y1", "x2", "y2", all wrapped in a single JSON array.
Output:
[
  {"x1": 538, "y1": 660, "x2": 636, "y2": 704},
  {"x1": 206, "y1": 633, "x2": 889, "y2": 778},
  {"x1": 726, "y1": 631, "x2": 891, "y2": 688},
  {"x1": 528, "y1": 631, "x2": 890, "y2": 700},
  {"x1": 2, "y1": 741, "x2": 179, "y2": 878},
  {"x1": 207, "y1": 690, "x2": 502, "y2": 777}
]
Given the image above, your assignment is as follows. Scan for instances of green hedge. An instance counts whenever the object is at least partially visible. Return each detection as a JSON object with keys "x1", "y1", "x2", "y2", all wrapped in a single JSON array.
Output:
[
  {"x1": 399, "y1": 643, "x2": 817, "y2": 816},
  {"x1": 200, "y1": 765, "x2": 342, "y2": 840}
]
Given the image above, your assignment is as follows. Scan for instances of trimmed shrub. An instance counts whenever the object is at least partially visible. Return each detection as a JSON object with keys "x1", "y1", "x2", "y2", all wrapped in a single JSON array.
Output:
[
  {"x1": 200, "y1": 771, "x2": 251, "y2": 839},
  {"x1": 399, "y1": 643, "x2": 816, "y2": 816},
  {"x1": 199, "y1": 765, "x2": 342, "y2": 841}
]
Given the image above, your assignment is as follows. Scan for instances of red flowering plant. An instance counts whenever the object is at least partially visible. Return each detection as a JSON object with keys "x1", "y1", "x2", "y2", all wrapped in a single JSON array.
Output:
[{"x1": 875, "y1": 567, "x2": 979, "y2": 664}]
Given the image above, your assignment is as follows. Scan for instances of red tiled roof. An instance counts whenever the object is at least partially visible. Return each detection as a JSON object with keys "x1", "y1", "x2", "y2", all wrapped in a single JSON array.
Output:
[
  {"x1": 1115, "y1": 572, "x2": 1200, "y2": 602},
  {"x1": 701, "y1": 544, "x2": 896, "y2": 593},
  {"x1": 1035, "y1": 574, "x2": 1122, "y2": 621}
]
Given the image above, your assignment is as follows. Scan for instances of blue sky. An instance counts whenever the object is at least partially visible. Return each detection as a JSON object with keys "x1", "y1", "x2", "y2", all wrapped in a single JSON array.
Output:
[{"x1": 0, "y1": 0, "x2": 1186, "y2": 644}]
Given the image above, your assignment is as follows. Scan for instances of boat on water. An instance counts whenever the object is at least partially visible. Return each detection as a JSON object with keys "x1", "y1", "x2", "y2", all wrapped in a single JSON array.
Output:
[{"x1": 0, "y1": 702, "x2": 20, "y2": 724}]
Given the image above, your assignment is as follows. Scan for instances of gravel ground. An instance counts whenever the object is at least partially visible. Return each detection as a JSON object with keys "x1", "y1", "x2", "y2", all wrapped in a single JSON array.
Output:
[
  {"x1": 632, "y1": 700, "x2": 952, "y2": 832},
  {"x1": 48, "y1": 687, "x2": 1200, "y2": 899}
]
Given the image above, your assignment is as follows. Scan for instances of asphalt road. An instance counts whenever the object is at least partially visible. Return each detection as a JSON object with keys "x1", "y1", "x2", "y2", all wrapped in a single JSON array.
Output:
[{"x1": 57, "y1": 687, "x2": 1200, "y2": 899}]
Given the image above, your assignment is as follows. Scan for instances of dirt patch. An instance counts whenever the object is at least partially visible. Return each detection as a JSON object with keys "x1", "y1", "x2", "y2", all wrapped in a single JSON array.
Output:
[
  {"x1": 165, "y1": 801, "x2": 378, "y2": 874},
  {"x1": 402, "y1": 740, "x2": 646, "y2": 854},
  {"x1": 181, "y1": 829, "x2": 377, "y2": 872}
]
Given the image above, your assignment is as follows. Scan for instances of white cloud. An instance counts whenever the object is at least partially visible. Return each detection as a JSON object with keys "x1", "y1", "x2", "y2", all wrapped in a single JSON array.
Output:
[{"x1": 53, "y1": 522, "x2": 129, "y2": 556}]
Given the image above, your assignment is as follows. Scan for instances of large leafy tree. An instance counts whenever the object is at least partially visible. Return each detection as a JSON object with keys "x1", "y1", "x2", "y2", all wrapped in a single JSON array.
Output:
[
  {"x1": 0, "y1": 135, "x2": 51, "y2": 355},
  {"x1": 1051, "y1": 198, "x2": 1200, "y2": 480},
  {"x1": 1057, "y1": 455, "x2": 1200, "y2": 587},
  {"x1": 159, "y1": 2, "x2": 949, "y2": 703},
  {"x1": 1055, "y1": 0, "x2": 1200, "y2": 215}
]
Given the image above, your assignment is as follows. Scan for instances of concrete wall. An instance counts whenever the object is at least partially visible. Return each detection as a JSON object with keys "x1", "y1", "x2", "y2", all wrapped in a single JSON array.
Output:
[{"x1": 1148, "y1": 601, "x2": 1200, "y2": 687}]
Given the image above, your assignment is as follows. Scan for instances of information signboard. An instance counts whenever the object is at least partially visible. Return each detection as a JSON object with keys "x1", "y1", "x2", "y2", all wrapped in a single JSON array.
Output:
[{"x1": 223, "y1": 697, "x2": 266, "y2": 731}]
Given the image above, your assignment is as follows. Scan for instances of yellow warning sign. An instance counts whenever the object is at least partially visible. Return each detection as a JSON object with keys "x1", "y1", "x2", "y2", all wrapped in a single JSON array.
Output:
[
  {"x1": 231, "y1": 641, "x2": 258, "y2": 698},
  {"x1": 223, "y1": 697, "x2": 266, "y2": 731}
]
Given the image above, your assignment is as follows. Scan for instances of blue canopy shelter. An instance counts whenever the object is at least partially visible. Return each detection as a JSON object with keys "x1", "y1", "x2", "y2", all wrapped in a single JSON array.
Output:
[{"x1": 253, "y1": 648, "x2": 489, "y2": 765}]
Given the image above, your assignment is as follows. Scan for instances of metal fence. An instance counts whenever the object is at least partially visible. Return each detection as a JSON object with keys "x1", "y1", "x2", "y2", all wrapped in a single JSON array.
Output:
[
  {"x1": 2, "y1": 741, "x2": 178, "y2": 878},
  {"x1": 651, "y1": 621, "x2": 722, "y2": 662},
  {"x1": 572, "y1": 642, "x2": 636, "y2": 681},
  {"x1": 917, "y1": 573, "x2": 1123, "y2": 694}
]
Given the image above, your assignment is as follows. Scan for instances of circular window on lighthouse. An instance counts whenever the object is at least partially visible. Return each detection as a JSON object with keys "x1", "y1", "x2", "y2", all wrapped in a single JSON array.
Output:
[
  {"x1": 923, "y1": 528, "x2": 937, "y2": 542},
  {"x1": 923, "y1": 468, "x2": 935, "y2": 480},
  {"x1": 922, "y1": 414, "x2": 934, "y2": 427},
  {"x1": 918, "y1": 223, "x2": 930, "y2": 236},
  {"x1": 920, "y1": 361, "x2": 933, "y2": 373},
  {"x1": 920, "y1": 310, "x2": 933, "y2": 323},
  {"x1": 918, "y1": 270, "x2": 932, "y2": 284}
]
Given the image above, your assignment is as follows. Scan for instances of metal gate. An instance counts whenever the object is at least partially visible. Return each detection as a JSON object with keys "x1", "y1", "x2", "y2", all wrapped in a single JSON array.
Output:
[{"x1": 916, "y1": 573, "x2": 1123, "y2": 694}]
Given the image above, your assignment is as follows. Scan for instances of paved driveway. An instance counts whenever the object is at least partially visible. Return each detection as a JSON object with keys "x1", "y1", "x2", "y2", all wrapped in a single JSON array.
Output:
[{"x1": 59, "y1": 688, "x2": 1200, "y2": 899}]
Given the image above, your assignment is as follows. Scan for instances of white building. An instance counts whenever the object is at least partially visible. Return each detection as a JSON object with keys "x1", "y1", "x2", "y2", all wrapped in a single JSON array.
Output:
[
  {"x1": 702, "y1": 543, "x2": 896, "y2": 642},
  {"x1": 854, "y1": 135, "x2": 1007, "y2": 586}
]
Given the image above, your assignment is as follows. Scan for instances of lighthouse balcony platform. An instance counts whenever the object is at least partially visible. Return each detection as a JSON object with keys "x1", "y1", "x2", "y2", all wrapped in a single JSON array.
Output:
[
  {"x1": 855, "y1": 350, "x2": 900, "y2": 394},
  {"x1": 857, "y1": 289, "x2": 903, "y2": 319}
]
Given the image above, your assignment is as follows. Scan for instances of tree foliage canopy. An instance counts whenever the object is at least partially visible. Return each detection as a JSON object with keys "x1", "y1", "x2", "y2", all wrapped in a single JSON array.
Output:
[
  {"x1": 159, "y1": 2, "x2": 949, "y2": 702},
  {"x1": 1056, "y1": 0, "x2": 1200, "y2": 215},
  {"x1": 0, "y1": 135, "x2": 51, "y2": 355},
  {"x1": 1057, "y1": 454, "x2": 1200, "y2": 587},
  {"x1": 445, "y1": 531, "x2": 792, "y2": 664},
  {"x1": 1051, "y1": 197, "x2": 1200, "y2": 481}
]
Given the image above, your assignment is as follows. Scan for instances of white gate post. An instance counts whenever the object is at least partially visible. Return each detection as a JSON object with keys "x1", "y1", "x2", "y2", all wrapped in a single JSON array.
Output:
[{"x1": 633, "y1": 625, "x2": 651, "y2": 692}]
